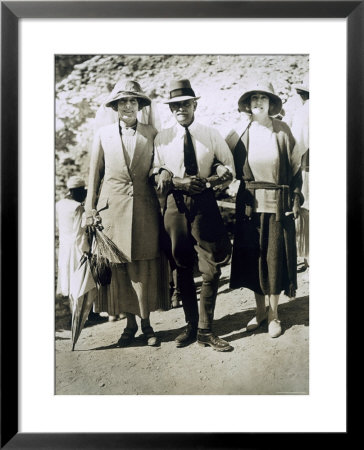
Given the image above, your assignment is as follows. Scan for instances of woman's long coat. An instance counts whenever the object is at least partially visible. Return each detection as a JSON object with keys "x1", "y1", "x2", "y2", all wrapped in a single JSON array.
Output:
[
  {"x1": 85, "y1": 122, "x2": 161, "y2": 261},
  {"x1": 225, "y1": 117, "x2": 303, "y2": 297}
]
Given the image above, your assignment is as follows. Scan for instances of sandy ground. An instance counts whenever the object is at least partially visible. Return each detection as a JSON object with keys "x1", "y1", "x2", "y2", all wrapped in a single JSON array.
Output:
[{"x1": 55, "y1": 262, "x2": 309, "y2": 396}]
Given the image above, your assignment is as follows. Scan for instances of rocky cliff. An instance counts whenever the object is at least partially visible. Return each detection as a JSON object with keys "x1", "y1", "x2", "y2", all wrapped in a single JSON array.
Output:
[{"x1": 55, "y1": 54, "x2": 308, "y2": 199}]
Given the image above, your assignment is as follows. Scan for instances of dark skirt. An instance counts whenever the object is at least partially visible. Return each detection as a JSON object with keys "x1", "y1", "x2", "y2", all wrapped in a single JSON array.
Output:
[{"x1": 230, "y1": 210, "x2": 297, "y2": 297}]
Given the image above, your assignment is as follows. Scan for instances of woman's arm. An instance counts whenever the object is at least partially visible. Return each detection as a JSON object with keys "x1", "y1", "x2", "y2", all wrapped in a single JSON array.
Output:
[
  {"x1": 212, "y1": 128, "x2": 236, "y2": 180},
  {"x1": 85, "y1": 131, "x2": 105, "y2": 213},
  {"x1": 285, "y1": 125, "x2": 304, "y2": 217}
]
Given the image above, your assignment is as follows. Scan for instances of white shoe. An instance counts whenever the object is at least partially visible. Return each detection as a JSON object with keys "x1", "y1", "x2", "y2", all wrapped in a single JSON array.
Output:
[
  {"x1": 268, "y1": 319, "x2": 282, "y2": 338},
  {"x1": 246, "y1": 314, "x2": 267, "y2": 331}
]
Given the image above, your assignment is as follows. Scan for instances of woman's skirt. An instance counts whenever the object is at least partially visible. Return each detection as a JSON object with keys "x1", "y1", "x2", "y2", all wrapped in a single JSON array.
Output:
[
  {"x1": 94, "y1": 254, "x2": 170, "y2": 318},
  {"x1": 230, "y1": 212, "x2": 297, "y2": 297}
]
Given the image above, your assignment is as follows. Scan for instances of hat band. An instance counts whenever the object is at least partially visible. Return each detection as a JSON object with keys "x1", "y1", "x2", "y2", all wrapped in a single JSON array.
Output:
[
  {"x1": 169, "y1": 87, "x2": 196, "y2": 99},
  {"x1": 116, "y1": 90, "x2": 141, "y2": 96}
]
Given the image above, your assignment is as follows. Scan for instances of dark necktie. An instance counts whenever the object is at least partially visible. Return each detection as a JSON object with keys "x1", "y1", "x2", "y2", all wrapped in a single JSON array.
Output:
[{"x1": 183, "y1": 127, "x2": 198, "y2": 176}]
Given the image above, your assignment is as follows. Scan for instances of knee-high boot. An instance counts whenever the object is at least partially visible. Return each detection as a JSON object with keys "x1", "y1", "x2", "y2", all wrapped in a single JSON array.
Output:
[{"x1": 198, "y1": 275, "x2": 220, "y2": 330}]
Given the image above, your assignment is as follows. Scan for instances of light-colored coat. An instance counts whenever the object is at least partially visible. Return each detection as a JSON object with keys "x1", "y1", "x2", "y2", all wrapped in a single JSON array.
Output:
[{"x1": 85, "y1": 122, "x2": 160, "y2": 261}]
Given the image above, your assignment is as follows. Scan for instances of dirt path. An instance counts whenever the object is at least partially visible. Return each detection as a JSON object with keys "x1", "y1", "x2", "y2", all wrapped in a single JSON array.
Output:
[{"x1": 55, "y1": 264, "x2": 309, "y2": 395}]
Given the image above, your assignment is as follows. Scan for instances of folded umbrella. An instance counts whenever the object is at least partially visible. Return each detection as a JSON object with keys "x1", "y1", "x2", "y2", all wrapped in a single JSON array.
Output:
[
  {"x1": 70, "y1": 255, "x2": 98, "y2": 351},
  {"x1": 70, "y1": 227, "x2": 129, "y2": 350}
]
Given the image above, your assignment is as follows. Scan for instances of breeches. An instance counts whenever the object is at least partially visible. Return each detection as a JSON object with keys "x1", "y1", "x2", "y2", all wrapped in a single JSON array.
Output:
[{"x1": 163, "y1": 190, "x2": 231, "y2": 328}]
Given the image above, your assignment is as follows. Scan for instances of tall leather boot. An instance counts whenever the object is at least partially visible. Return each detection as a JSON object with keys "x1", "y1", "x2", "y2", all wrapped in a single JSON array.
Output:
[{"x1": 197, "y1": 276, "x2": 233, "y2": 352}]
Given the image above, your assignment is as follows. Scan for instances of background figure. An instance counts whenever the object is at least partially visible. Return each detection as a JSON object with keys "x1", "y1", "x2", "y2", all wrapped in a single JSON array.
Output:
[
  {"x1": 85, "y1": 80, "x2": 170, "y2": 347},
  {"x1": 288, "y1": 75, "x2": 309, "y2": 276},
  {"x1": 152, "y1": 79, "x2": 235, "y2": 351},
  {"x1": 227, "y1": 81, "x2": 303, "y2": 338},
  {"x1": 56, "y1": 176, "x2": 100, "y2": 321}
]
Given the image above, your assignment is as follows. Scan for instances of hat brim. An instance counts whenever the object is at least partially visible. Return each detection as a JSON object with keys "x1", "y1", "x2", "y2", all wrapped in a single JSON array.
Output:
[
  {"x1": 105, "y1": 92, "x2": 151, "y2": 108},
  {"x1": 292, "y1": 84, "x2": 309, "y2": 93},
  {"x1": 164, "y1": 95, "x2": 200, "y2": 104},
  {"x1": 238, "y1": 90, "x2": 282, "y2": 117},
  {"x1": 67, "y1": 185, "x2": 86, "y2": 191}
]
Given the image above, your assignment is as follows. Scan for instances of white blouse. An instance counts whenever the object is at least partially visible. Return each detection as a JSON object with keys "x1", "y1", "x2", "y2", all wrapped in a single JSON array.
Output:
[
  {"x1": 247, "y1": 121, "x2": 279, "y2": 213},
  {"x1": 120, "y1": 122, "x2": 137, "y2": 167}
]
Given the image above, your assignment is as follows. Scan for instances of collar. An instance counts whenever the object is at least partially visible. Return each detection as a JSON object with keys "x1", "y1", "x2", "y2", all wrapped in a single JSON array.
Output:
[
  {"x1": 174, "y1": 120, "x2": 199, "y2": 139},
  {"x1": 119, "y1": 119, "x2": 138, "y2": 135}
]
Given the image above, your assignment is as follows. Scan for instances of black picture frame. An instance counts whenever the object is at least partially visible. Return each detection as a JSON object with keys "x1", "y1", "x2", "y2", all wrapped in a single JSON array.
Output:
[{"x1": 1, "y1": 1, "x2": 358, "y2": 448}]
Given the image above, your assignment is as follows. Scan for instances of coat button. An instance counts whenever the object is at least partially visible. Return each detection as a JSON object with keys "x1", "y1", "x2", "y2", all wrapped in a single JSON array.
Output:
[
  {"x1": 128, "y1": 182, "x2": 132, "y2": 186},
  {"x1": 128, "y1": 192, "x2": 133, "y2": 197}
]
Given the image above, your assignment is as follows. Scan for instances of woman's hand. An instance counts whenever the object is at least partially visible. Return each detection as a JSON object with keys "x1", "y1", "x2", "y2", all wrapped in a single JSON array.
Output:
[
  {"x1": 156, "y1": 169, "x2": 173, "y2": 194},
  {"x1": 172, "y1": 176, "x2": 206, "y2": 195},
  {"x1": 292, "y1": 194, "x2": 301, "y2": 219},
  {"x1": 215, "y1": 165, "x2": 233, "y2": 183},
  {"x1": 84, "y1": 209, "x2": 103, "y2": 233}
]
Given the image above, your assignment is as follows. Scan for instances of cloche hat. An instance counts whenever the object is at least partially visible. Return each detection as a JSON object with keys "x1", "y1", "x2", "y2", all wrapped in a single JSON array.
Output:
[
  {"x1": 66, "y1": 175, "x2": 85, "y2": 190},
  {"x1": 164, "y1": 79, "x2": 200, "y2": 104},
  {"x1": 104, "y1": 80, "x2": 152, "y2": 109},
  {"x1": 238, "y1": 81, "x2": 283, "y2": 116}
]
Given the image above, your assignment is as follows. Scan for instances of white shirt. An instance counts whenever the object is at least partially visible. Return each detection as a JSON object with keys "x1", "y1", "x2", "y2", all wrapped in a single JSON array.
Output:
[
  {"x1": 152, "y1": 121, "x2": 235, "y2": 178},
  {"x1": 248, "y1": 121, "x2": 280, "y2": 213}
]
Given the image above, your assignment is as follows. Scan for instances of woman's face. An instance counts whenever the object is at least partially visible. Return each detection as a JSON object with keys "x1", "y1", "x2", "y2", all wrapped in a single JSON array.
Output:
[
  {"x1": 250, "y1": 93, "x2": 270, "y2": 116},
  {"x1": 117, "y1": 97, "x2": 139, "y2": 124}
]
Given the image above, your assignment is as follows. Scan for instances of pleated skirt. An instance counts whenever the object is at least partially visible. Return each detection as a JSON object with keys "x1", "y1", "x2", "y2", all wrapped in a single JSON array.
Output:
[{"x1": 94, "y1": 254, "x2": 170, "y2": 318}]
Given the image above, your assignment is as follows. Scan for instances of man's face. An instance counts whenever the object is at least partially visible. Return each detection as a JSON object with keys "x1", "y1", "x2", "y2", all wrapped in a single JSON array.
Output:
[
  {"x1": 71, "y1": 187, "x2": 87, "y2": 203},
  {"x1": 169, "y1": 99, "x2": 196, "y2": 126}
]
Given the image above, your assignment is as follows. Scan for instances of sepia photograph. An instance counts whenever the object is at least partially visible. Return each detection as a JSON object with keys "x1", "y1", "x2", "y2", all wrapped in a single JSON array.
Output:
[
  {"x1": 0, "y1": 0, "x2": 354, "y2": 444},
  {"x1": 55, "y1": 54, "x2": 310, "y2": 396}
]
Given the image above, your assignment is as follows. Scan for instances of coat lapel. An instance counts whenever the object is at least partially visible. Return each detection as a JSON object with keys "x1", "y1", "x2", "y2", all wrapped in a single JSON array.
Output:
[
  {"x1": 130, "y1": 126, "x2": 148, "y2": 172},
  {"x1": 106, "y1": 123, "x2": 131, "y2": 178}
]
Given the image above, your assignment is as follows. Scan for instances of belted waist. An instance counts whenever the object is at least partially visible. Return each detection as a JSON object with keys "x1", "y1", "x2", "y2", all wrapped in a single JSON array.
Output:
[
  {"x1": 244, "y1": 181, "x2": 289, "y2": 191},
  {"x1": 244, "y1": 181, "x2": 291, "y2": 221}
]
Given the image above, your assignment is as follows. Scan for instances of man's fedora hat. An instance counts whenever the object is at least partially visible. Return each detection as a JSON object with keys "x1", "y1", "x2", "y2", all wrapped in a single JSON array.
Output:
[
  {"x1": 104, "y1": 80, "x2": 152, "y2": 109},
  {"x1": 292, "y1": 73, "x2": 309, "y2": 93},
  {"x1": 238, "y1": 81, "x2": 283, "y2": 116},
  {"x1": 164, "y1": 79, "x2": 200, "y2": 104}
]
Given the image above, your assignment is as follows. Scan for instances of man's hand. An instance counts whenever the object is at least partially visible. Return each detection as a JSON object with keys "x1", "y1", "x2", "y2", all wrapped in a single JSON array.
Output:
[
  {"x1": 172, "y1": 176, "x2": 206, "y2": 195},
  {"x1": 156, "y1": 169, "x2": 173, "y2": 194}
]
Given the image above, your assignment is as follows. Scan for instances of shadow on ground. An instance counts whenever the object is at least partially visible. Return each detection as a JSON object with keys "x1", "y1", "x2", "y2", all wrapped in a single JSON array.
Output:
[{"x1": 214, "y1": 295, "x2": 309, "y2": 342}]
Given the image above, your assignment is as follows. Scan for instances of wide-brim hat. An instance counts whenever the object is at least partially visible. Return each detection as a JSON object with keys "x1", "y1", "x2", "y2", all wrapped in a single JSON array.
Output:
[
  {"x1": 66, "y1": 175, "x2": 85, "y2": 190},
  {"x1": 292, "y1": 74, "x2": 309, "y2": 93},
  {"x1": 104, "y1": 80, "x2": 151, "y2": 109},
  {"x1": 238, "y1": 81, "x2": 283, "y2": 116},
  {"x1": 164, "y1": 79, "x2": 200, "y2": 104}
]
